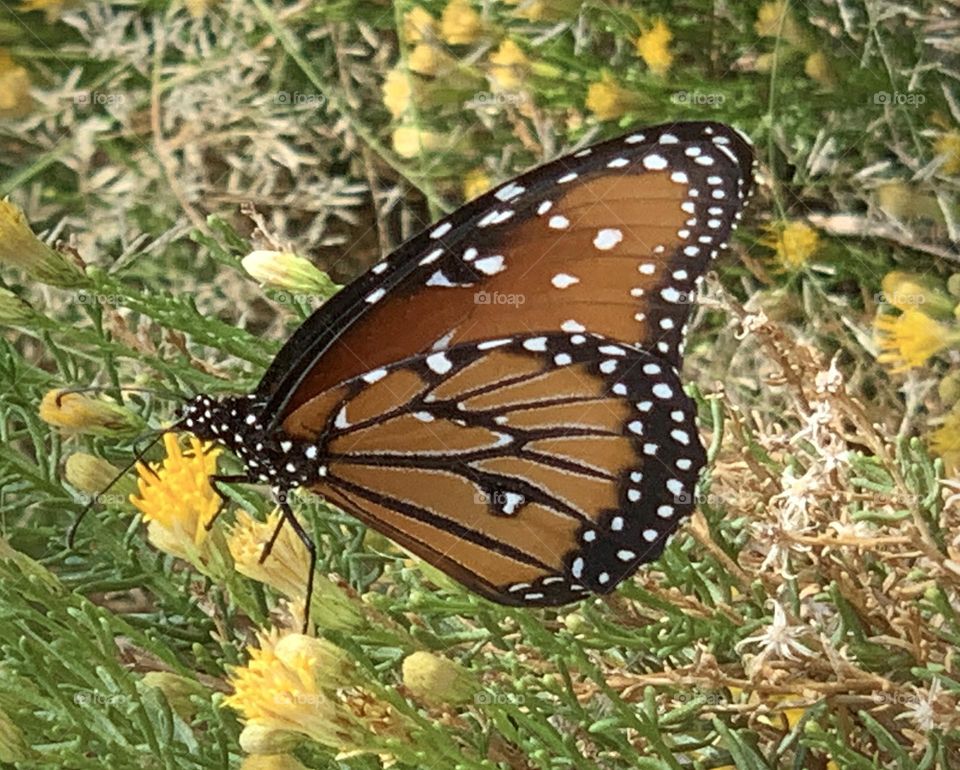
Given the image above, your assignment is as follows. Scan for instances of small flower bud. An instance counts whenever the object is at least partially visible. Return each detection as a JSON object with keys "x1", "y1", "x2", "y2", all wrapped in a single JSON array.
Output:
[
  {"x1": 0, "y1": 200, "x2": 85, "y2": 287},
  {"x1": 238, "y1": 724, "x2": 303, "y2": 755},
  {"x1": 241, "y1": 251, "x2": 340, "y2": 299},
  {"x1": 881, "y1": 271, "x2": 955, "y2": 318},
  {"x1": 401, "y1": 651, "x2": 477, "y2": 706},
  {"x1": 39, "y1": 390, "x2": 144, "y2": 437},
  {"x1": 64, "y1": 453, "x2": 134, "y2": 500}
]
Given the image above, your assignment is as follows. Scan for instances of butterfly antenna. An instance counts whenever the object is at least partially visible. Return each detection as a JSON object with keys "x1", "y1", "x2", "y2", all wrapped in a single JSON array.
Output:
[{"x1": 66, "y1": 425, "x2": 181, "y2": 548}]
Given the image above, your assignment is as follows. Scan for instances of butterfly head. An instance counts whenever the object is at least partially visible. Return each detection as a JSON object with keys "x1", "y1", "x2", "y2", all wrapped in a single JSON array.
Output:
[{"x1": 176, "y1": 394, "x2": 321, "y2": 487}]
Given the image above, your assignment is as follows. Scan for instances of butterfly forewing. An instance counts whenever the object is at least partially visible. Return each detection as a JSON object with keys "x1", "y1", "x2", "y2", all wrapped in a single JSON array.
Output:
[
  {"x1": 295, "y1": 334, "x2": 706, "y2": 604},
  {"x1": 258, "y1": 121, "x2": 753, "y2": 424}
]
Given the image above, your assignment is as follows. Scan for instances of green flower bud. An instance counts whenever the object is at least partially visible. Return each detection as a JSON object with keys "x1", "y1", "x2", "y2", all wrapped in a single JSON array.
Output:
[
  {"x1": 401, "y1": 651, "x2": 478, "y2": 706},
  {"x1": 241, "y1": 251, "x2": 340, "y2": 299}
]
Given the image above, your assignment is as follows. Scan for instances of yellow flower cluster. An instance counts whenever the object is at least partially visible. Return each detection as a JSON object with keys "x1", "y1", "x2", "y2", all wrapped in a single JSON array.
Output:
[
  {"x1": 488, "y1": 39, "x2": 529, "y2": 92},
  {"x1": 635, "y1": 19, "x2": 673, "y2": 77},
  {"x1": 129, "y1": 432, "x2": 226, "y2": 568},
  {"x1": 753, "y1": 2, "x2": 832, "y2": 88},
  {"x1": 759, "y1": 220, "x2": 821, "y2": 271},
  {"x1": 870, "y1": 272, "x2": 960, "y2": 470},
  {"x1": 875, "y1": 272, "x2": 960, "y2": 373},
  {"x1": 225, "y1": 629, "x2": 413, "y2": 757}
]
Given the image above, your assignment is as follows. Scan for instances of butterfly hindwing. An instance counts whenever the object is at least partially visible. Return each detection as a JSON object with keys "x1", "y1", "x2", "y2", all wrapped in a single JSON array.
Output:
[{"x1": 297, "y1": 333, "x2": 706, "y2": 605}]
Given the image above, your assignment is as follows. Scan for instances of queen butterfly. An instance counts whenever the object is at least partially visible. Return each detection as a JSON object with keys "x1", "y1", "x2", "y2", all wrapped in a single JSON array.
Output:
[{"x1": 177, "y1": 120, "x2": 754, "y2": 613}]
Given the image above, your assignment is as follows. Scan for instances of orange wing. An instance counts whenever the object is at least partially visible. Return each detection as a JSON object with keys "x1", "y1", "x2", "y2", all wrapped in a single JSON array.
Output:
[
  {"x1": 290, "y1": 333, "x2": 706, "y2": 605},
  {"x1": 255, "y1": 121, "x2": 754, "y2": 427}
]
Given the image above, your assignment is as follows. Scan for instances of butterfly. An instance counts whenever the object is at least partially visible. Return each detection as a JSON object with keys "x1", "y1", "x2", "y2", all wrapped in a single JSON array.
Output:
[{"x1": 177, "y1": 120, "x2": 754, "y2": 613}]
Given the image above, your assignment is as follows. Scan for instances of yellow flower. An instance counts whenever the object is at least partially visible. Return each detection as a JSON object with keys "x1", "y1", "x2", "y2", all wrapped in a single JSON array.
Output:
[
  {"x1": 403, "y1": 6, "x2": 436, "y2": 43},
  {"x1": 401, "y1": 651, "x2": 477, "y2": 707},
  {"x1": 408, "y1": 43, "x2": 448, "y2": 77},
  {"x1": 754, "y1": 1, "x2": 809, "y2": 48},
  {"x1": 225, "y1": 629, "x2": 411, "y2": 758},
  {"x1": 382, "y1": 68, "x2": 413, "y2": 118},
  {"x1": 0, "y1": 50, "x2": 32, "y2": 118},
  {"x1": 241, "y1": 250, "x2": 340, "y2": 298},
  {"x1": 586, "y1": 72, "x2": 640, "y2": 121},
  {"x1": 635, "y1": 19, "x2": 673, "y2": 77},
  {"x1": 0, "y1": 200, "x2": 85, "y2": 287},
  {"x1": 39, "y1": 390, "x2": 143, "y2": 437},
  {"x1": 934, "y1": 131, "x2": 960, "y2": 175},
  {"x1": 875, "y1": 309, "x2": 959, "y2": 373},
  {"x1": 391, "y1": 126, "x2": 443, "y2": 158},
  {"x1": 880, "y1": 271, "x2": 955, "y2": 318},
  {"x1": 804, "y1": 51, "x2": 835, "y2": 89},
  {"x1": 130, "y1": 432, "x2": 225, "y2": 567},
  {"x1": 930, "y1": 407, "x2": 960, "y2": 472},
  {"x1": 463, "y1": 167, "x2": 491, "y2": 200},
  {"x1": 488, "y1": 39, "x2": 529, "y2": 92},
  {"x1": 227, "y1": 509, "x2": 364, "y2": 632},
  {"x1": 755, "y1": 1, "x2": 788, "y2": 36},
  {"x1": 759, "y1": 220, "x2": 821, "y2": 271},
  {"x1": 440, "y1": 0, "x2": 482, "y2": 45}
]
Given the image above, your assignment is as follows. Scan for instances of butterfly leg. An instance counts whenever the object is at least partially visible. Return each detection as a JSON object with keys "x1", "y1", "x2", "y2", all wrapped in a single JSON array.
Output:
[
  {"x1": 260, "y1": 496, "x2": 317, "y2": 634},
  {"x1": 207, "y1": 474, "x2": 252, "y2": 531}
]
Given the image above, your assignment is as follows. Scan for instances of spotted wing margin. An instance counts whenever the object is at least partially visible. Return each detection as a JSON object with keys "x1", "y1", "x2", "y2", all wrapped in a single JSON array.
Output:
[
  {"x1": 300, "y1": 333, "x2": 707, "y2": 606},
  {"x1": 256, "y1": 121, "x2": 754, "y2": 423}
]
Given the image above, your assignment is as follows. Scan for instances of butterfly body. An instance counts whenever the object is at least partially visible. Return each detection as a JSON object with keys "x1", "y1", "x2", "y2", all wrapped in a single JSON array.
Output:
[{"x1": 185, "y1": 121, "x2": 754, "y2": 608}]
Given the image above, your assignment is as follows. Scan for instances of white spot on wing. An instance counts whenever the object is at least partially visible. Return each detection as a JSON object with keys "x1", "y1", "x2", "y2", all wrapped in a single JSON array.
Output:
[
  {"x1": 426, "y1": 352, "x2": 453, "y2": 374},
  {"x1": 431, "y1": 222, "x2": 452, "y2": 239},
  {"x1": 643, "y1": 153, "x2": 668, "y2": 170},
  {"x1": 419, "y1": 248, "x2": 443, "y2": 265},
  {"x1": 495, "y1": 183, "x2": 525, "y2": 202},
  {"x1": 551, "y1": 273, "x2": 580, "y2": 289},
  {"x1": 473, "y1": 255, "x2": 506, "y2": 275},
  {"x1": 593, "y1": 228, "x2": 623, "y2": 250}
]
